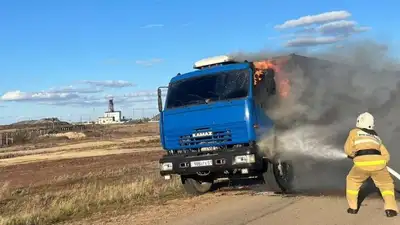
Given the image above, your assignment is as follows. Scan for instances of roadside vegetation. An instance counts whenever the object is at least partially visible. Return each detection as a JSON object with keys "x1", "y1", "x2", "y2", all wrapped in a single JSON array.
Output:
[
  {"x1": 0, "y1": 169, "x2": 185, "y2": 225},
  {"x1": 0, "y1": 123, "x2": 187, "y2": 225}
]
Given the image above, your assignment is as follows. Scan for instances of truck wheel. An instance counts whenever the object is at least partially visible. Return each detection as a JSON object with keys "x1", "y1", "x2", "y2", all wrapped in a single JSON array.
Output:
[
  {"x1": 262, "y1": 159, "x2": 294, "y2": 193},
  {"x1": 273, "y1": 160, "x2": 294, "y2": 193},
  {"x1": 180, "y1": 176, "x2": 214, "y2": 195}
]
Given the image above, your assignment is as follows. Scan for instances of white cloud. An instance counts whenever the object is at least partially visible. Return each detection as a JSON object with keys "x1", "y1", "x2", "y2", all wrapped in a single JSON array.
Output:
[
  {"x1": 45, "y1": 99, "x2": 106, "y2": 107},
  {"x1": 318, "y1": 20, "x2": 356, "y2": 32},
  {"x1": 46, "y1": 96, "x2": 158, "y2": 107},
  {"x1": 285, "y1": 36, "x2": 344, "y2": 47},
  {"x1": 135, "y1": 58, "x2": 163, "y2": 66},
  {"x1": 294, "y1": 26, "x2": 318, "y2": 34},
  {"x1": 0, "y1": 90, "x2": 80, "y2": 102},
  {"x1": 38, "y1": 90, "x2": 168, "y2": 107},
  {"x1": 317, "y1": 20, "x2": 371, "y2": 36},
  {"x1": 141, "y1": 24, "x2": 164, "y2": 29},
  {"x1": 82, "y1": 80, "x2": 135, "y2": 88},
  {"x1": 275, "y1": 10, "x2": 351, "y2": 29},
  {"x1": 0, "y1": 80, "x2": 135, "y2": 104},
  {"x1": 47, "y1": 85, "x2": 104, "y2": 94},
  {"x1": 273, "y1": 20, "x2": 370, "y2": 42},
  {"x1": 273, "y1": 10, "x2": 372, "y2": 48},
  {"x1": 0, "y1": 81, "x2": 167, "y2": 109},
  {"x1": 124, "y1": 91, "x2": 157, "y2": 97},
  {"x1": 268, "y1": 33, "x2": 313, "y2": 40}
]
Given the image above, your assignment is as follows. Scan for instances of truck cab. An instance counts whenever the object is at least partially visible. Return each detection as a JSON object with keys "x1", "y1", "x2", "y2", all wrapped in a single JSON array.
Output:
[{"x1": 157, "y1": 55, "x2": 294, "y2": 195}]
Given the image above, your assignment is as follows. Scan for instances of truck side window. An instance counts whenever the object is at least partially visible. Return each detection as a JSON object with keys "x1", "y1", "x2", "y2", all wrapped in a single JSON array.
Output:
[{"x1": 253, "y1": 68, "x2": 276, "y2": 108}]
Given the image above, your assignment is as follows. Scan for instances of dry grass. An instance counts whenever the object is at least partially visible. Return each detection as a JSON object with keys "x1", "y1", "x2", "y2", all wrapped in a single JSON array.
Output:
[
  {"x1": 0, "y1": 173, "x2": 185, "y2": 225},
  {"x1": 119, "y1": 138, "x2": 160, "y2": 149},
  {"x1": 0, "y1": 123, "x2": 173, "y2": 224},
  {"x1": 0, "y1": 123, "x2": 159, "y2": 149}
]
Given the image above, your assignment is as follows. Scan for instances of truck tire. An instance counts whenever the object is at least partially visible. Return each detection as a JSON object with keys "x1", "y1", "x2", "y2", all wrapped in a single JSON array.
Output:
[
  {"x1": 180, "y1": 176, "x2": 214, "y2": 195},
  {"x1": 273, "y1": 160, "x2": 294, "y2": 193},
  {"x1": 262, "y1": 159, "x2": 294, "y2": 193}
]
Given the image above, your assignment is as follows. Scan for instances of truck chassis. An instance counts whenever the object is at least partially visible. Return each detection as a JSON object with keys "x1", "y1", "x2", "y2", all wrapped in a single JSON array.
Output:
[{"x1": 159, "y1": 142, "x2": 294, "y2": 195}]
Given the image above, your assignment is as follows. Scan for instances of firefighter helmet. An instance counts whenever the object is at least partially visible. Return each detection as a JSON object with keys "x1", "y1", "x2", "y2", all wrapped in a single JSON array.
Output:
[{"x1": 356, "y1": 112, "x2": 375, "y2": 130}]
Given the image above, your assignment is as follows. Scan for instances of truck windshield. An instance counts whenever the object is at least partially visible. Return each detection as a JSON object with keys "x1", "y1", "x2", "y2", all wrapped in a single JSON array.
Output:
[{"x1": 166, "y1": 69, "x2": 250, "y2": 109}]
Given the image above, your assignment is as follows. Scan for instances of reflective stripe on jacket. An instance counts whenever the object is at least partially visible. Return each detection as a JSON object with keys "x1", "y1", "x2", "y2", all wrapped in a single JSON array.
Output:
[{"x1": 344, "y1": 128, "x2": 390, "y2": 171}]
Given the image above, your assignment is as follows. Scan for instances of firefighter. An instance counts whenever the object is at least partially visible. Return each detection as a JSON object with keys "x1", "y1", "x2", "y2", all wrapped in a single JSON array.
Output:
[{"x1": 344, "y1": 112, "x2": 398, "y2": 217}]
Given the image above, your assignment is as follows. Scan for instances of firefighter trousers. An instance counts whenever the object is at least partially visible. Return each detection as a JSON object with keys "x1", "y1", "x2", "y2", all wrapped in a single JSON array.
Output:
[{"x1": 346, "y1": 166, "x2": 398, "y2": 212}]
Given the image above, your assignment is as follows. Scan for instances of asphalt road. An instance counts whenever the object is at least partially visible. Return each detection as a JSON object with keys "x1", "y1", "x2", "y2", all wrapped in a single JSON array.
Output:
[{"x1": 165, "y1": 193, "x2": 400, "y2": 225}]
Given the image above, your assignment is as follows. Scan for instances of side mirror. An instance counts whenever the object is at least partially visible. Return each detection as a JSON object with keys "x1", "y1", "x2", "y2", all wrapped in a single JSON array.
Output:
[
  {"x1": 157, "y1": 88, "x2": 163, "y2": 112},
  {"x1": 157, "y1": 86, "x2": 169, "y2": 112}
]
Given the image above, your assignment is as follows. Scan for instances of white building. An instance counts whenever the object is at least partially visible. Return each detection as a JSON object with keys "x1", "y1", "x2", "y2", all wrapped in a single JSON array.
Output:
[
  {"x1": 97, "y1": 111, "x2": 122, "y2": 124},
  {"x1": 96, "y1": 99, "x2": 124, "y2": 124}
]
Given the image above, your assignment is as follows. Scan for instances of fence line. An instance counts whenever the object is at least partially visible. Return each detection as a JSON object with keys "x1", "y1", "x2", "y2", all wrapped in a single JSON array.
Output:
[
  {"x1": 0, "y1": 133, "x2": 13, "y2": 146},
  {"x1": 0, "y1": 124, "x2": 89, "y2": 148}
]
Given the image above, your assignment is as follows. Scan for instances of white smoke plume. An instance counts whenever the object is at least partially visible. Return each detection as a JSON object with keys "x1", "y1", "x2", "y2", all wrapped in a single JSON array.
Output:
[{"x1": 230, "y1": 39, "x2": 400, "y2": 192}]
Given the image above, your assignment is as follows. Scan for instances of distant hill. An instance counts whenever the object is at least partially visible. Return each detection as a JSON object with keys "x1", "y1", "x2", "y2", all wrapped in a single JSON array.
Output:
[{"x1": 11, "y1": 118, "x2": 70, "y2": 126}]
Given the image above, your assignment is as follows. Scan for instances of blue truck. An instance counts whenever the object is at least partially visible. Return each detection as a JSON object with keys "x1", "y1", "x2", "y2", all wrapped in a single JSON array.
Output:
[{"x1": 157, "y1": 54, "x2": 299, "y2": 195}]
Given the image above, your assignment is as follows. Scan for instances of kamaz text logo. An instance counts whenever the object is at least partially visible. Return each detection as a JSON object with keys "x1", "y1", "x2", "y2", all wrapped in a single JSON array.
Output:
[{"x1": 192, "y1": 131, "x2": 213, "y2": 138}]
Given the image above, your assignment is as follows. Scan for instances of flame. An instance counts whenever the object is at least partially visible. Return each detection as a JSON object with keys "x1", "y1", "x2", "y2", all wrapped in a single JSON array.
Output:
[
  {"x1": 253, "y1": 60, "x2": 279, "y2": 86},
  {"x1": 252, "y1": 57, "x2": 290, "y2": 98}
]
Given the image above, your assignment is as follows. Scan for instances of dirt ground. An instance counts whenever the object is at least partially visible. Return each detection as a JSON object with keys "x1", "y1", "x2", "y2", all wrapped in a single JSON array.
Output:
[
  {"x1": 160, "y1": 194, "x2": 400, "y2": 225},
  {"x1": 0, "y1": 150, "x2": 164, "y2": 188},
  {"x1": 66, "y1": 189, "x2": 400, "y2": 225},
  {"x1": 0, "y1": 135, "x2": 160, "y2": 167}
]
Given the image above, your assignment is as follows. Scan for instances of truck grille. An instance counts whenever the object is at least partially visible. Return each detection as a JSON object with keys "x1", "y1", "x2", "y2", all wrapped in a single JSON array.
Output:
[{"x1": 179, "y1": 129, "x2": 232, "y2": 147}]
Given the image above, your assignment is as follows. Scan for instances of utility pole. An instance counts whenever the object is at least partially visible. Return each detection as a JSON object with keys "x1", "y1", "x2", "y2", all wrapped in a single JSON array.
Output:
[{"x1": 52, "y1": 118, "x2": 55, "y2": 130}]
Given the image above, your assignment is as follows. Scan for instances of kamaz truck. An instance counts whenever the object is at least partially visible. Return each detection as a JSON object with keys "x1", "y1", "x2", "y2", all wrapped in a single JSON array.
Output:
[{"x1": 157, "y1": 54, "x2": 299, "y2": 195}]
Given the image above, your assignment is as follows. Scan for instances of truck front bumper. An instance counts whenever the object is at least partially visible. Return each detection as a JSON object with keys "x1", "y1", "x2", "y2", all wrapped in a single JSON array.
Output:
[{"x1": 159, "y1": 146, "x2": 264, "y2": 176}]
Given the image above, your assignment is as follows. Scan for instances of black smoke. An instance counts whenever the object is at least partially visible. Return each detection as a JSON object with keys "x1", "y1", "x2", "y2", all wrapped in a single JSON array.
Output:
[{"x1": 230, "y1": 39, "x2": 400, "y2": 192}]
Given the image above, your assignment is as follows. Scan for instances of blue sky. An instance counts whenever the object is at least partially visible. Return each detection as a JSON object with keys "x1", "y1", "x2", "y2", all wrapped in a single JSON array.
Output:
[{"x1": 0, "y1": 0, "x2": 399, "y2": 124}]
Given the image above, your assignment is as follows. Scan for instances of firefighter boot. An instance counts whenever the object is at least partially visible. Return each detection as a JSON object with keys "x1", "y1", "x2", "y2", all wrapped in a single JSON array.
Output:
[
  {"x1": 347, "y1": 208, "x2": 358, "y2": 214},
  {"x1": 385, "y1": 210, "x2": 397, "y2": 217}
]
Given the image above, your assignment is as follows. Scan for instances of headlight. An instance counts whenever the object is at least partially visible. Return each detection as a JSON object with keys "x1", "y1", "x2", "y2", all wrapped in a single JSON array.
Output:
[
  {"x1": 160, "y1": 162, "x2": 173, "y2": 171},
  {"x1": 233, "y1": 154, "x2": 256, "y2": 164}
]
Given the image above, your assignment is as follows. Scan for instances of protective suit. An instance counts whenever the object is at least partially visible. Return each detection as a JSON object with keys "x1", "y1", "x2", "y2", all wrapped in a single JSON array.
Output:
[{"x1": 344, "y1": 112, "x2": 398, "y2": 217}]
